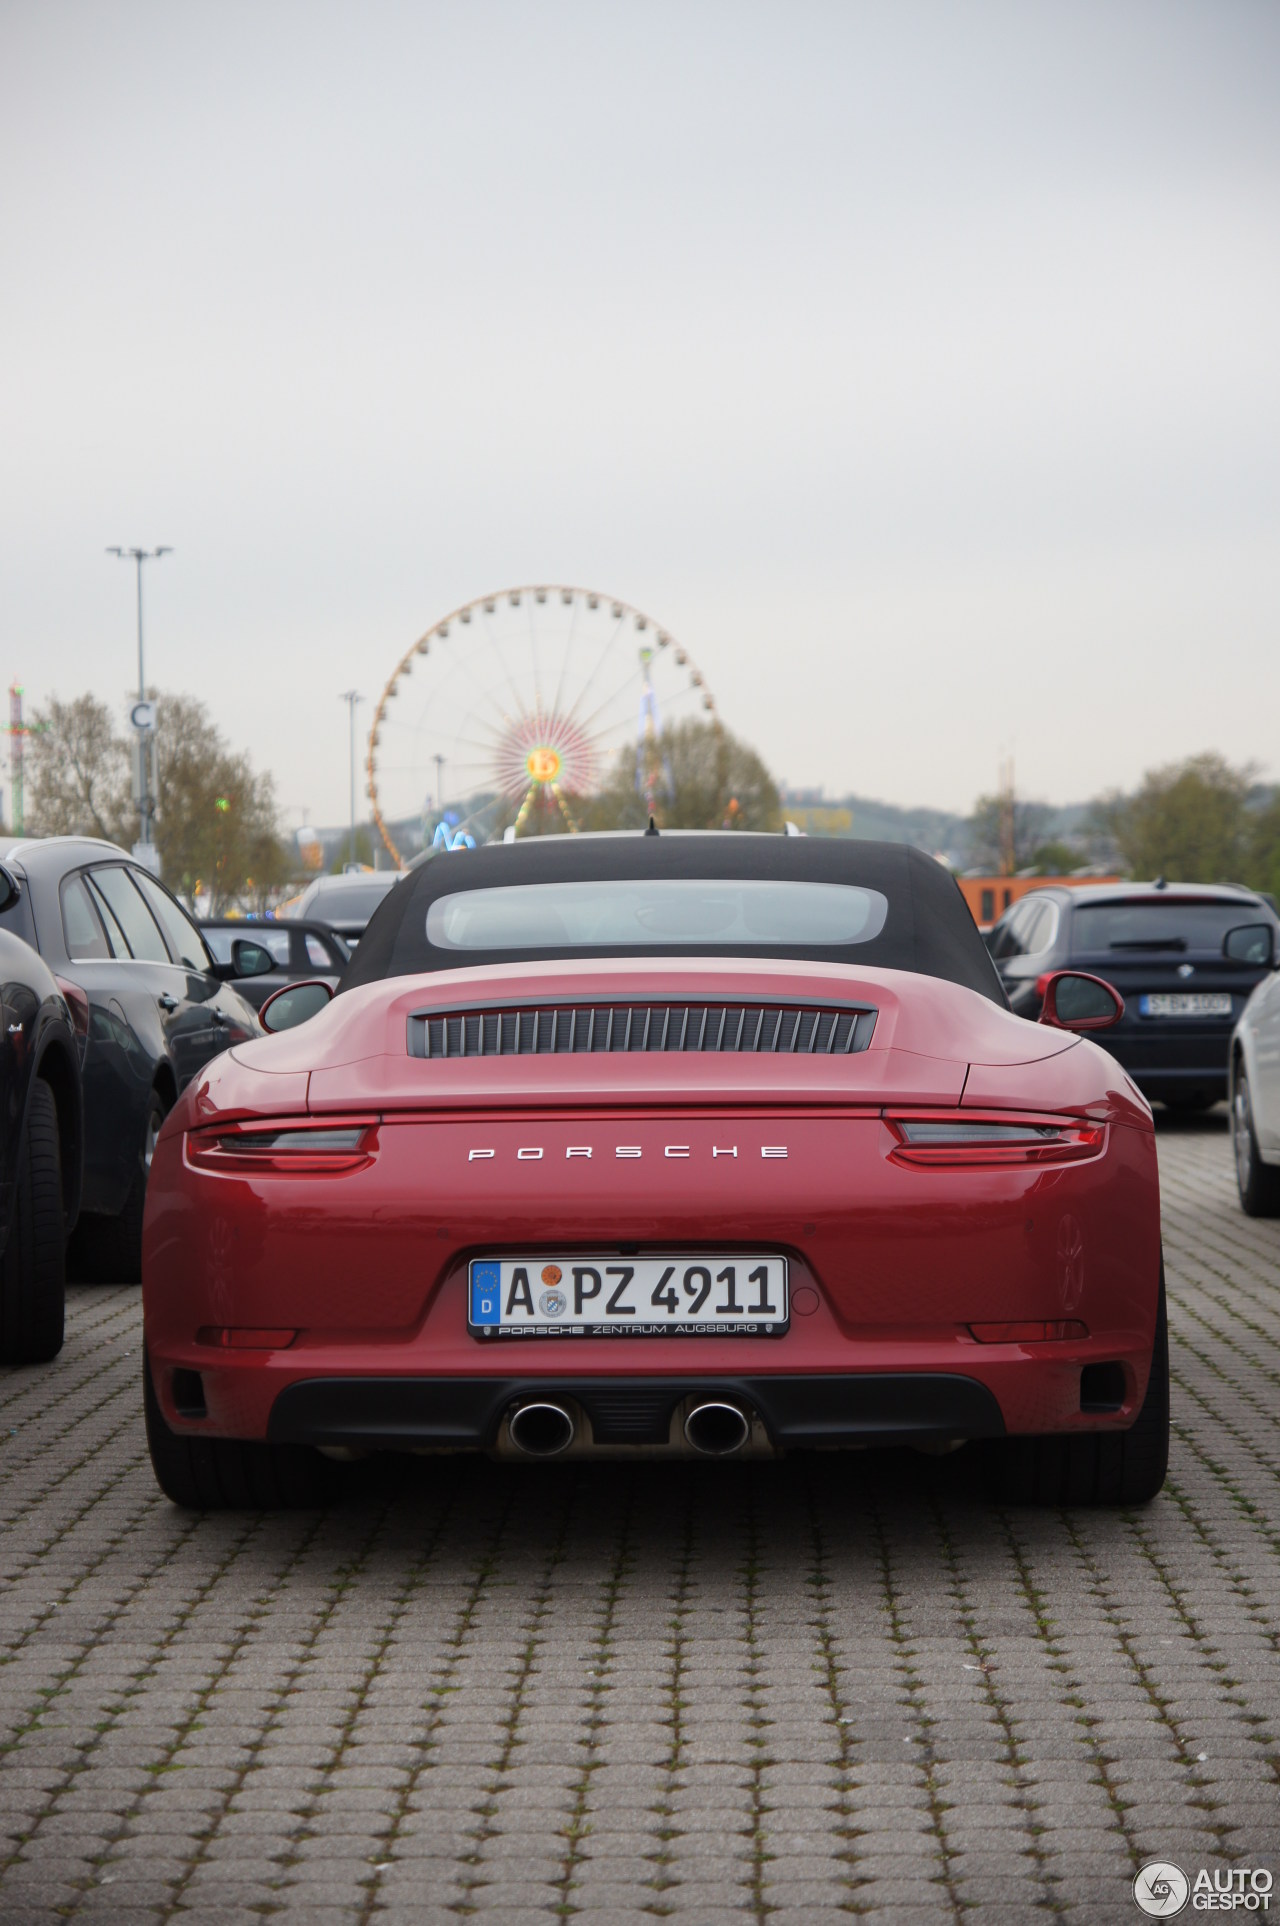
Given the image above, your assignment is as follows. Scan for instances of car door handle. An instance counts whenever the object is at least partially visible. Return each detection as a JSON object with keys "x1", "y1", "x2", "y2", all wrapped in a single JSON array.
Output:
[
  {"x1": 158, "y1": 994, "x2": 179, "y2": 1012},
  {"x1": 211, "y1": 1008, "x2": 228, "y2": 1025}
]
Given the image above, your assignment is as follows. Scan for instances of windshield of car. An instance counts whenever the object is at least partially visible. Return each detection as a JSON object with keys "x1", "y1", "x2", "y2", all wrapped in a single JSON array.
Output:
[
  {"x1": 1072, "y1": 900, "x2": 1266, "y2": 953},
  {"x1": 305, "y1": 879, "x2": 398, "y2": 922},
  {"x1": 426, "y1": 879, "x2": 889, "y2": 951}
]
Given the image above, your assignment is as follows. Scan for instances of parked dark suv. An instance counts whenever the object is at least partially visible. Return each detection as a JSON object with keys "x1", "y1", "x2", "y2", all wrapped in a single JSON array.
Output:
[
  {"x1": 0, "y1": 906, "x2": 82, "y2": 1362},
  {"x1": 987, "y1": 881, "x2": 1280, "y2": 1111},
  {"x1": 0, "y1": 838, "x2": 273, "y2": 1278}
]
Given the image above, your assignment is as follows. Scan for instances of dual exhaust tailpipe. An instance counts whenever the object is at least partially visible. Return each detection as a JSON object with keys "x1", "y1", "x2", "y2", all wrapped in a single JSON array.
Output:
[
  {"x1": 505, "y1": 1396, "x2": 752, "y2": 1459},
  {"x1": 507, "y1": 1401, "x2": 577, "y2": 1458}
]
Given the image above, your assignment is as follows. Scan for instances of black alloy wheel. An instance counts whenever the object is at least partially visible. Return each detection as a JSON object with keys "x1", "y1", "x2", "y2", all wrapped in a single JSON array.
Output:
[
  {"x1": 0, "y1": 1081, "x2": 66, "y2": 1365},
  {"x1": 983, "y1": 1274, "x2": 1169, "y2": 1507},
  {"x1": 1234, "y1": 1068, "x2": 1280, "y2": 1218}
]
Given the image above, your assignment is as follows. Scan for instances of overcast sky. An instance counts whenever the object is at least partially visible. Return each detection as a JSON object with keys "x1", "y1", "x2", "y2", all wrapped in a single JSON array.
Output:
[{"x1": 3, "y1": 0, "x2": 1278, "y2": 831}]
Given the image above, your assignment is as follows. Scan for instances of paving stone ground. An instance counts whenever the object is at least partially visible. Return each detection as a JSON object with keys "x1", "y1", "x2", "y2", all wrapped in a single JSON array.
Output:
[{"x1": 1, "y1": 1109, "x2": 1277, "y2": 1923}]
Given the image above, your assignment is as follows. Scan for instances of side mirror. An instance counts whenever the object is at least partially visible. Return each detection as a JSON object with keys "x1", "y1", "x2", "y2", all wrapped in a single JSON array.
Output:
[
  {"x1": 1039, "y1": 970, "x2": 1124, "y2": 1032},
  {"x1": 0, "y1": 864, "x2": 19, "y2": 914},
  {"x1": 1223, "y1": 923, "x2": 1275, "y2": 967},
  {"x1": 232, "y1": 938, "x2": 275, "y2": 978},
  {"x1": 259, "y1": 979, "x2": 333, "y2": 1034}
]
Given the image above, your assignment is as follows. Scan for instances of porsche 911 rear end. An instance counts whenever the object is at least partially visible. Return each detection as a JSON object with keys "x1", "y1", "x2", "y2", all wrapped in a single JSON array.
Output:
[{"x1": 141, "y1": 956, "x2": 1166, "y2": 1510}]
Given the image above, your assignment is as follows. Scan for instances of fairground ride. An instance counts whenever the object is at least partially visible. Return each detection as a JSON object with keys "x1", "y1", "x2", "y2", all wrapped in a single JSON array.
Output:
[{"x1": 366, "y1": 587, "x2": 719, "y2": 865}]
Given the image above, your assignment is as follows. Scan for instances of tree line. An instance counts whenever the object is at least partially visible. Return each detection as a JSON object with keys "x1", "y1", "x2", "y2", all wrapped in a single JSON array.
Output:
[
  {"x1": 967, "y1": 753, "x2": 1280, "y2": 897},
  {"x1": 22, "y1": 687, "x2": 1278, "y2": 905},
  {"x1": 25, "y1": 692, "x2": 293, "y2": 913}
]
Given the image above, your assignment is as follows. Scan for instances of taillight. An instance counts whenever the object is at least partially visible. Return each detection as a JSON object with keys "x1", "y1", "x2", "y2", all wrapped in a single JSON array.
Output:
[
  {"x1": 886, "y1": 1113, "x2": 1104, "y2": 1167},
  {"x1": 188, "y1": 1118, "x2": 377, "y2": 1173},
  {"x1": 55, "y1": 976, "x2": 90, "y2": 1040}
]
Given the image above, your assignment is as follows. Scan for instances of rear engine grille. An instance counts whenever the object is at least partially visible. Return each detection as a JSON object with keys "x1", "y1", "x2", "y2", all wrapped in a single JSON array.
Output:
[{"x1": 408, "y1": 999, "x2": 876, "y2": 1060}]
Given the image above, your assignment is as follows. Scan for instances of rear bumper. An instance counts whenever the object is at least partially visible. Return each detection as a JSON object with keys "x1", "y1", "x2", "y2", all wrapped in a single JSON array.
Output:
[
  {"x1": 143, "y1": 1105, "x2": 1162, "y2": 1447},
  {"x1": 265, "y1": 1371, "x2": 1006, "y2": 1450}
]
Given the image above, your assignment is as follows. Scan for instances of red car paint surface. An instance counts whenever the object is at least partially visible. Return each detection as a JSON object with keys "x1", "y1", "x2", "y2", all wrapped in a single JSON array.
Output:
[{"x1": 143, "y1": 956, "x2": 1160, "y2": 1446}]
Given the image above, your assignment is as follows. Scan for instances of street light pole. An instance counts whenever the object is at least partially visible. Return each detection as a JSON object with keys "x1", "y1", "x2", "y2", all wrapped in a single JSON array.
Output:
[
  {"x1": 339, "y1": 691, "x2": 364, "y2": 868},
  {"x1": 107, "y1": 545, "x2": 171, "y2": 852}
]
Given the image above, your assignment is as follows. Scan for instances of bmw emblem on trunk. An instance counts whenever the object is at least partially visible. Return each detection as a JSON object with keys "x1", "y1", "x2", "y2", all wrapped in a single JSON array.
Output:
[{"x1": 1176, "y1": 963, "x2": 1195, "y2": 978}]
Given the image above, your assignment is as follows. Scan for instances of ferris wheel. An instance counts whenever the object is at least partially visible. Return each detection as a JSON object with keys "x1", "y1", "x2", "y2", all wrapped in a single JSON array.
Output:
[{"x1": 366, "y1": 586, "x2": 719, "y2": 864}]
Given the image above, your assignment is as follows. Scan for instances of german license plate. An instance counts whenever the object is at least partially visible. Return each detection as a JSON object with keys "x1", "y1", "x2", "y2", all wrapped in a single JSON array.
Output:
[
  {"x1": 1139, "y1": 993, "x2": 1232, "y2": 1018},
  {"x1": 468, "y1": 1255, "x2": 789, "y2": 1337}
]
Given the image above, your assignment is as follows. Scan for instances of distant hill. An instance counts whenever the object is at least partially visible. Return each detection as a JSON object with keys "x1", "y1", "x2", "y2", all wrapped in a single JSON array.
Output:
[
  {"x1": 780, "y1": 792, "x2": 1096, "y2": 868},
  {"x1": 309, "y1": 794, "x2": 1101, "y2": 871}
]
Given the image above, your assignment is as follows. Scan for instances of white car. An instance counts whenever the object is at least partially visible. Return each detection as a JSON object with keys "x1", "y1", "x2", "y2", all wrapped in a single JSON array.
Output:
[{"x1": 1230, "y1": 950, "x2": 1280, "y2": 1215}]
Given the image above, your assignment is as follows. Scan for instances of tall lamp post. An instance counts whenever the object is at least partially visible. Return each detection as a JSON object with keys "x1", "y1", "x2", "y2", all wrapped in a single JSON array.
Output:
[
  {"x1": 107, "y1": 545, "x2": 171, "y2": 865},
  {"x1": 339, "y1": 690, "x2": 364, "y2": 868}
]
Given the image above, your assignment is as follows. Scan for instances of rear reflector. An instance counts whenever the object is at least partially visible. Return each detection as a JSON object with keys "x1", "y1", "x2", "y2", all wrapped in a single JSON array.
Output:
[
  {"x1": 968, "y1": 1320, "x2": 1089, "y2": 1344},
  {"x1": 887, "y1": 1114, "x2": 1104, "y2": 1167},
  {"x1": 197, "y1": 1327, "x2": 298, "y2": 1349}
]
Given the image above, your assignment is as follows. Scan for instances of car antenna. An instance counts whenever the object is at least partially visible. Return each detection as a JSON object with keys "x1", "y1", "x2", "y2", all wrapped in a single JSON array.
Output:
[{"x1": 646, "y1": 814, "x2": 659, "y2": 836}]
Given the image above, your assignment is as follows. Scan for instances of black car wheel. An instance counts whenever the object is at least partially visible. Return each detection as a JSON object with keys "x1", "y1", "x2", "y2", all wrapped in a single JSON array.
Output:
[
  {"x1": 0, "y1": 1081, "x2": 66, "y2": 1365},
  {"x1": 983, "y1": 1275, "x2": 1169, "y2": 1507},
  {"x1": 1234, "y1": 1068, "x2": 1280, "y2": 1218},
  {"x1": 143, "y1": 1352, "x2": 339, "y2": 1509},
  {"x1": 74, "y1": 1088, "x2": 169, "y2": 1284}
]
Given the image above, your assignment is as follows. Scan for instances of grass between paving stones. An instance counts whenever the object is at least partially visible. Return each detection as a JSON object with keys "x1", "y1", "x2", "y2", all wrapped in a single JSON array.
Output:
[
  {"x1": 642, "y1": 1478, "x2": 696, "y2": 1915},
  {"x1": 868, "y1": 1497, "x2": 969, "y2": 1916},
  {"x1": 803, "y1": 1462, "x2": 867, "y2": 1915},
  {"x1": 550, "y1": 1474, "x2": 636, "y2": 1917},
  {"x1": 997, "y1": 1510, "x2": 1145, "y2": 1874},
  {"x1": 355, "y1": 1471, "x2": 519, "y2": 1922},
  {"x1": 928, "y1": 1494, "x2": 1065, "y2": 1915},
  {"x1": 446, "y1": 1474, "x2": 576, "y2": 1915},
  {"x1": 1058, "y1": 1509, "x2": 1232, "y2": 1860}
]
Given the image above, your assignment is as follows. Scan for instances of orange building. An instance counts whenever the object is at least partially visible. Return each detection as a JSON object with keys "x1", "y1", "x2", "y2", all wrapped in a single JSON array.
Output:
[{"x1": 956, "y1": 874, "x2": 1120, "y2": 929}]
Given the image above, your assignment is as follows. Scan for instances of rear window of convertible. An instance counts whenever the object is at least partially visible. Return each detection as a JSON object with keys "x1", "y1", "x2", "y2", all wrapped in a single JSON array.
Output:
[{"x1": 425, "y1": 879, "x2": 890, "y2": 950}]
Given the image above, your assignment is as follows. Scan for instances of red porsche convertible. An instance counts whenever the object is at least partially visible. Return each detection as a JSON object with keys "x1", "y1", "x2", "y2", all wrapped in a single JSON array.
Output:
[{"x1": 141, "y1": 834, "x2": 1167, "y2": 1509}]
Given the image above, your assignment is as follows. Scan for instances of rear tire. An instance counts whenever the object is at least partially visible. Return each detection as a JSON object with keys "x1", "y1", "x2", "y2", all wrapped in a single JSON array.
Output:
[
  {"x1": 984, "y1": 1277, "x2": 1169, "y2": 1507},
  {"x1": 1234, "y1": 1068, "x2": 1280, "y2": 1218},
  {"x1": 143, "y1": 1352, "x2": 339, "y2": 1509},
  {"x1": 0, "y1": 1081, "x2": 65, "y2": 1364},
  {"x1": 73, "y1": 1089, "x2": 168, "y2": 1284}
]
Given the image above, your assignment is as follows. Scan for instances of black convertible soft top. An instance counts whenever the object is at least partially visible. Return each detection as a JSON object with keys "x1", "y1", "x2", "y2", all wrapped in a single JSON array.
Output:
[{"x1": 339, "y1": 835, "x2": 1007, "y2": 1005}]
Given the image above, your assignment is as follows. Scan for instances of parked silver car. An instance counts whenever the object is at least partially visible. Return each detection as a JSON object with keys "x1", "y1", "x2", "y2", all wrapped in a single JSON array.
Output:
[{"x1": 1230, "y1": 946, "x2": 1280, "y2": 1214}]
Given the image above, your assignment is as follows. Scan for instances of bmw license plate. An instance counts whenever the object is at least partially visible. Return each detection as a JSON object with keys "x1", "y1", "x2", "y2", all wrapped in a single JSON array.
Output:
[
  {"x1": 1139, "y1": 993, "x2": 1233, "y2": 1018},
  {"x1": 468, "y1": 1255, "x2": 789, "y2": 1337}
]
